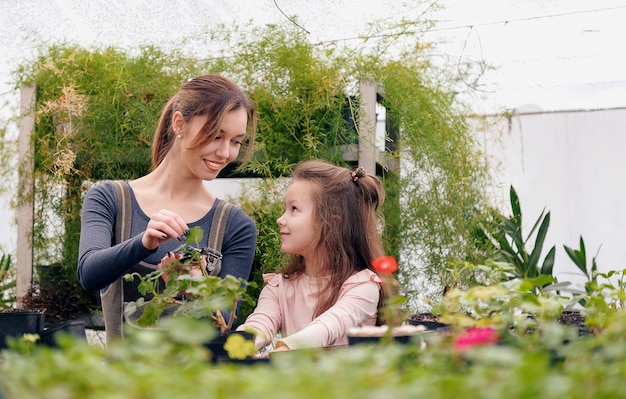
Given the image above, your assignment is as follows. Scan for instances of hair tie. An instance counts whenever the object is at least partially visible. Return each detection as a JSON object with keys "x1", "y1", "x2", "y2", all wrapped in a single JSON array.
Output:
[{"x1": 351, "y1": 167, "x2": 366, "y2": 185}]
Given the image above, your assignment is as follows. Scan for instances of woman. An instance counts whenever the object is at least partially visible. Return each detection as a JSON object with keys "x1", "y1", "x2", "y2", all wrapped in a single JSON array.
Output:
[{"x1": 77, "y1": 74, "x2": 258, "y2": 341}]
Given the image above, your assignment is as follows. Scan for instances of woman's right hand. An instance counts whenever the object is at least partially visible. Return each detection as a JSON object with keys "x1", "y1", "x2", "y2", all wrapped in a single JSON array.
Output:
[{"x1": 141, "y1": 209, "x2": 189, "y2": 250}]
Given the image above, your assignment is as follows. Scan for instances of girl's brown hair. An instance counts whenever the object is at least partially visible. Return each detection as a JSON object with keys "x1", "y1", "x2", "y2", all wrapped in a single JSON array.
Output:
[
  {"x1": 282, "y1": 160, "x2": 386, "y2": 319},
  {"x1": 151, "y1": 74, "x2": 257, "y2": 169}
]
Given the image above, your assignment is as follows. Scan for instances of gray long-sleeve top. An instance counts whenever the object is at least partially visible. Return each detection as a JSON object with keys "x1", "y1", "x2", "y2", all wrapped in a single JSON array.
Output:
[{"x1": 77, "y1": 181, "x2": 257, "y2": 292}]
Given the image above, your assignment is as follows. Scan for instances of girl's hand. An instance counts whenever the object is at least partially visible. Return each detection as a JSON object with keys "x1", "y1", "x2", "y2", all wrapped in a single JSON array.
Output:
[
  {"x1": 142, "y1": 209, "x2": 189, "y2": 250},
  {"x1": 272, "y1": 341, "x2": 290, "y2": 352}
]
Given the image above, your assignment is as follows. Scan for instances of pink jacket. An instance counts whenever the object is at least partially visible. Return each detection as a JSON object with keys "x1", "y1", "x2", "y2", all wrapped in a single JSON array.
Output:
[{"x1": 238, "y1": 269, "x2": 382, "y2": 350}]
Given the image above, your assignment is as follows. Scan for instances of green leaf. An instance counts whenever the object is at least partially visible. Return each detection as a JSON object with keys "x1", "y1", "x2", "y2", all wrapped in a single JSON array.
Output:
[
  {"x1": 579, "y1": 236, "x2": 586, "y2": 256},
  {"x1": 137, "y1": 301, "x2": 167, "y2": 327},
  {"x1": 503, "y1": 219, "x2": 524, "y2": 253},
  {"x1": 564, "y1": 245, "x2": 587, "y2": 277},
  {"x1": 509, "y1": 186, "x2": 521, "y2": 222},
  {"x1": 591, "y1": 257, "x2": 598, "y2": 275},
  {"x1": 533, "y1": 274, "x2": 556, "y2": 289},
  {"x1": 525, "y1": 208, "x2": 548, "y2": 247},
  {"x1": 185, "y1": 226, "x2": 204, "y2": 246},
  {"x1": 527, "y1": 212, "x2": 551, "y2": 277},
  {"x1": 540, "y1": 246, "x2": 556, "y2": 277}
]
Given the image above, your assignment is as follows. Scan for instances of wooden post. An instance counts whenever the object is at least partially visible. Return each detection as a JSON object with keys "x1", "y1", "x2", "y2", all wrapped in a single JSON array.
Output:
[
  {"x1": 358, "y1": 81, "x2": 377, "y2": 175},
  {"x1": 16, "y1": 84, "x2": 35, "y2": 306}
]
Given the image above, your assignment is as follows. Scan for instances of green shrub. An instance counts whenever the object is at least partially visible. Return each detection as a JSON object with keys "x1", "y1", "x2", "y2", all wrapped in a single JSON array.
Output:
[{"x1": 0, "y1": 254, "x2": 15, "y2": 310}]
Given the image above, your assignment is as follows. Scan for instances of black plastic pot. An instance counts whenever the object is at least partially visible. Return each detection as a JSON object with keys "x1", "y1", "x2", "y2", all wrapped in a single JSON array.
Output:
[
  {"x1": 0, "y1": 310, "x2": 45, "y2": 349},
  {"x1": 347, "y1": 324, "x2": 427, "y2": 346},
  {"x1": 407, "y1": 313, "x2": 449, "y2": 331},
  {"x1": 347, "y1": 334, "x2": 416, "y2": 346},
  {"x1": 39, "y1": 319, "x2": 87, "y2": 347},
  {"x1": 204, "y1": 331, "x2": 256, "y2": 363}
]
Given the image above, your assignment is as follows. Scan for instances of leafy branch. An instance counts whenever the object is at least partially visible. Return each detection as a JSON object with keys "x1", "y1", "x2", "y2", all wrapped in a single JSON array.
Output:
[{"x1": 124, "y1": 227, "x2": 256, "y2": 335}]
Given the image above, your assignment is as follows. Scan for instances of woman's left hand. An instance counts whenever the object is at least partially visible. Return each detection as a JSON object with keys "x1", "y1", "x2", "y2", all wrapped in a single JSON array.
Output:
[
  {"x1": 157, "y1": 251, "x2": 207, "y2": 283},
  {"x1": 156, "y1": 251, "x2": 180, "y2": 283}
]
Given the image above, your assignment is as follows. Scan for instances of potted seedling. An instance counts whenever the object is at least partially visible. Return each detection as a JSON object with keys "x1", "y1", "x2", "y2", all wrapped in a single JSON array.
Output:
[{"x1": 123, "y1": 226, "x2": 257, "y2": 361}]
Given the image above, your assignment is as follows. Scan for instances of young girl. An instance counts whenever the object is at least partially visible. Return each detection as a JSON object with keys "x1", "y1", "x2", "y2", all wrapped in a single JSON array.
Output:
[
  {"x1": 237, "y1": 160, "x2": 386, "y2": 351},
  {"x1": 77, "y1": 74, "x2": 258, "y2": 342}
]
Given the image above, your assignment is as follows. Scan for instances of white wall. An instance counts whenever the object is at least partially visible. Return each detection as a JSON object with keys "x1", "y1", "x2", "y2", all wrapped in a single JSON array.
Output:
[
  {"x1": 476, "y1": 106, "x2": 626, "y2": 288},
  {"x1": 203, "y1": 178, "x2": 259, "y2": 202}
]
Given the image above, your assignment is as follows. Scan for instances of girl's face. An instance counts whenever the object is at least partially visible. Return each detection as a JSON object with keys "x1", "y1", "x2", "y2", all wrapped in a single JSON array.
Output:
[
  {"x1": 180, "y1": 108, "x2": 248, "y2": 180},
  {"x1": 277, "y1": 179, "x2": 319, "y2": 260}
]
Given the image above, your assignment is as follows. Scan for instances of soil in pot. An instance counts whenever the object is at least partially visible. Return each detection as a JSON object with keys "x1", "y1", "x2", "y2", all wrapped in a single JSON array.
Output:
[
  {"x1": 558, "y1": 310, "x2": 592, "y2": 336},
  {"x1": 22, "y1": 280, "x2": 88, "y2": 328}
]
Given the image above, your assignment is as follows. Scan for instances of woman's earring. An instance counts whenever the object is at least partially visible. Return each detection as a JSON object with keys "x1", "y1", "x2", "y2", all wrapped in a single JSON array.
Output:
[{"x1": 176, "y1": 134, "x2": 182, "y2": 139}]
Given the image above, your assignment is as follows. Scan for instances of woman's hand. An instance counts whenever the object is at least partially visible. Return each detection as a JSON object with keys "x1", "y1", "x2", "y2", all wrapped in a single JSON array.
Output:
[
  {"x1": 156, "y1": 252, "x2": 181, "y2": 283},
  {"x1": 157, "y1": 251, "x2": 207, "y2": 283},
  {"x1": 142, "y1": 209, "x2": 189, "y2": 250}
]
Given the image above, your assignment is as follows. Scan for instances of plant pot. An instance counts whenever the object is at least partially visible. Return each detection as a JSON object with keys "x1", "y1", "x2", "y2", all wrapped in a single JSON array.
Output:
[
  {"x1": 0, "y1": 309, "x2": 45, "y2": 349},
  {"x1": 347, "y1": 324, "x2": 426, "y2": 346},
  {"x1": 407, "y1": 313, "x2": 449, "y2": 331},
  {"x1": 39, "y1": 319, "x2": 87, "y2": 347},
  {"x1": 203, "y1": 331, "x2": 256, "y2": 363}
]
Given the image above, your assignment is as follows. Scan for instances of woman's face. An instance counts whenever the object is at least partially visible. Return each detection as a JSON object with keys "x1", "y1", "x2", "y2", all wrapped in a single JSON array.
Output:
[
  {"x1": 276, "y1": 179, "x2": 319, "y2": 260},
  {"x1": 180, "y1": 108, "x2": 248, "y2": 181}
]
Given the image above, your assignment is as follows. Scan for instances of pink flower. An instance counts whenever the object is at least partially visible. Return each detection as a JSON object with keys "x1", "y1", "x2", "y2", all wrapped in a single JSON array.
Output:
[{"x1": 454, "y1": 327, "x2": 499, "y2": 352}]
